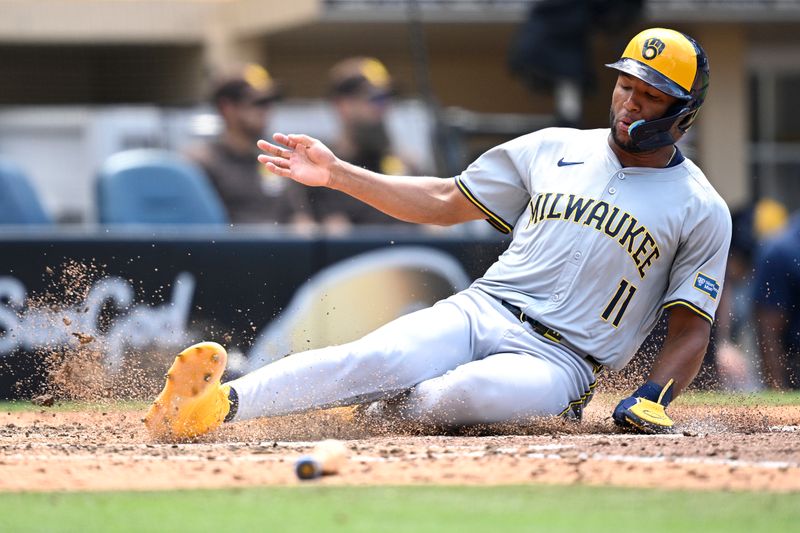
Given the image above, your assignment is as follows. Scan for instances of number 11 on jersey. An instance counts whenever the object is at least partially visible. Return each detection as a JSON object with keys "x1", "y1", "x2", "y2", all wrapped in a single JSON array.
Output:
[{"x1": 602, "y1": 279, "x2": 637, "y2": 328}]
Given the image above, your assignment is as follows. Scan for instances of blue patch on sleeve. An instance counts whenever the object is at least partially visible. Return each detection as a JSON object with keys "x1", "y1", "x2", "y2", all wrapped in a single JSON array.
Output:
[{"x1": 693, "y1": 272, "x2": 720, "y2": 300}]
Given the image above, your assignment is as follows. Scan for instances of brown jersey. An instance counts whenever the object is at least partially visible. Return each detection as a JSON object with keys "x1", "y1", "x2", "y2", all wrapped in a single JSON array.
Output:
[{"x1": 187, "y1": 141, "x2": 309, "y2": 224}]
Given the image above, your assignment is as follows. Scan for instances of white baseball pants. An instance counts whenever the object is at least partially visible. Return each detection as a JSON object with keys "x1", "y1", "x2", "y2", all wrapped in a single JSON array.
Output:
[{"x1": 226, "y1": 287, "x2": 598, "y2": 426}]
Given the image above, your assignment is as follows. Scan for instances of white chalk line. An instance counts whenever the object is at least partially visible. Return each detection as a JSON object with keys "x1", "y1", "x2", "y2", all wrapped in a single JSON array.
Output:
[
  {"x1": 3, "y1": 443, "x2": 798, "y2": 471},
  {"x1": 769, "y1": 425, "x2": 799, "y2": 432}
]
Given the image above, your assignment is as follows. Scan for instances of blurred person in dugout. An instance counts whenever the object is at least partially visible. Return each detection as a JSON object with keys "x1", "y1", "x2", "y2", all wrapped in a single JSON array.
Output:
[
  {"x1": 752, "y1": 199, "x2": 800, "y2": 390},
  {"x1": 186, "y1": 63, "x2": 312, "y2": 226},
  {"x1": 305, "y1": 57, "x2": 416, "y2": 231},
  {"x1": 714, "y1": 198, "x2": 789, "y2": 390}
]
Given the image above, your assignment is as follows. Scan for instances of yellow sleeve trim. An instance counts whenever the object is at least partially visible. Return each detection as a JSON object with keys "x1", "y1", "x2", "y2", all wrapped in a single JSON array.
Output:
[
  {"x1": 662, "y1": 299, "x2": 713, "y2": 324},
  {"x1": 455, "y1": 177, "x2": 513, "y2": 234}
]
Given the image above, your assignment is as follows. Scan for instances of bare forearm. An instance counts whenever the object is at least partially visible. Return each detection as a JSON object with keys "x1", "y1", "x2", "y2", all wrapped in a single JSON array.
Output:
[
  {"x1": 329, "y1": 160, "x2": 479, "y2": 225},
  {"x1": 647, "y1": 309, "x2": 711, "y2": 398},
  {"x1": 258, "y1": 133, "x2": 483, "y2": 225},
  {"x1": 648, "y1": 334, "x2": 707, "y2": 397}
]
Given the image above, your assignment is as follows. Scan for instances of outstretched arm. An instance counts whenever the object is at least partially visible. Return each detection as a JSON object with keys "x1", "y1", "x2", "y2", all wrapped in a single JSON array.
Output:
[
  {"x1": 613, "y1": 306, "x2": 711, "y2": 433},
  {"x1": 258, "y1": 133, "x2": 484, "y2": 226}
]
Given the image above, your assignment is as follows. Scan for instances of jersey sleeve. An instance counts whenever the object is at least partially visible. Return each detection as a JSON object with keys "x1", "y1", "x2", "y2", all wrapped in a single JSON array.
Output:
[
  {"x1": 454, "y1": 140, "x2": 533, "y2": 234},
  {"x1": 662, "y1": 202, "x2": 732, "y2": 324}
]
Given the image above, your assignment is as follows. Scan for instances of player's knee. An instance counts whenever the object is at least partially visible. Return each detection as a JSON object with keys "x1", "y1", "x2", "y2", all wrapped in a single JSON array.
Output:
[
  {"x1": 419, "y1": 373, "x2": 504, "y2": 425},
  {"x1": 414, "y1": 368, "x2": 566, "y2": 424}
]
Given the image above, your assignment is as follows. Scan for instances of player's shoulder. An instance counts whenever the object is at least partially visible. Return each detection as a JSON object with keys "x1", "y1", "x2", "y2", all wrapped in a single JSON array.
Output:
[
  {"x1": 679, "y1": 158, "x2": 732, "y2": 228},
  {"x1": 681, "y1": 159, "x2": 728, "y2": 208}
]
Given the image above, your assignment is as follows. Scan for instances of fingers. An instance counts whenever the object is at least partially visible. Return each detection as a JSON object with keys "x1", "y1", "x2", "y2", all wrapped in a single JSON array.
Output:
[
  {"x1": 271, "y1": 132, "x2": 290, "y2": 146},
  {"x1": 256, "y1": 139, "x2": 276, "y2": 153},
  {"x1": 257, "y1": 139, "x2": 292, "y2": 159},
  {"x1": 257, "y1": 133, "x2": 318, "y2": 182},
  {"x1": 263, "y1": 161, "x2": 292, "y2": 178},
  {"x1": 272, "y1": 132, "x2": 302, "y2": 149},
  {"x1": 287, "y1": 133, "x2": 317, "y2": 147},
  {"x1": 272, "y1": 132, "x2": 317, "y2": 149},
  {"x1": 258, "y1": 151, "x2": 292, "y2": 178},
  {"x1": 257, "y1": 155, "x2": 290, "y2": 169}
]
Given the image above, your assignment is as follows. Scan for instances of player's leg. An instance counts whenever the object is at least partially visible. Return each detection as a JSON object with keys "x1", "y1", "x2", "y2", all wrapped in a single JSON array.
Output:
[
  {"x1": 223, "y1": 297, "x2": 476, "y2": 421},
  {"x1": 383, "y1": 292, "x2": 598, "y2": 426},
  {"x1": 145, "y1": 293, "x2": 486, "y2": 440},
  {"x1": 394, "y1": 348, "x2": 596, "y2": 426}
]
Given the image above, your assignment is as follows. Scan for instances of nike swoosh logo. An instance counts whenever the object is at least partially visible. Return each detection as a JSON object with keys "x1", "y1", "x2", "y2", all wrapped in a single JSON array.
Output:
[{"x1": 557, "y1": 158, "x2": 584, "y2": 167}]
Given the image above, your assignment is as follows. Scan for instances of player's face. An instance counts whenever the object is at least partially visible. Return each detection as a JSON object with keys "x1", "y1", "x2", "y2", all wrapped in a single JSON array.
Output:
[{"x1": 609, "y1": 74, "x2": 678, "y2": 152}]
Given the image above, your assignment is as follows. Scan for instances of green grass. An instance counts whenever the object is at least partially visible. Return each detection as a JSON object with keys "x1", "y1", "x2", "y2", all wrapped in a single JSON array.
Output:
[
  {"x1": 677, "y1": 390, "x2": 800, "y2": 406},
  {"x1": 0, "y1": 485, "x2": 797, "y2": 533},
  {"x1": 0, "y1": 400, "x2": 149, "y2": 413}
]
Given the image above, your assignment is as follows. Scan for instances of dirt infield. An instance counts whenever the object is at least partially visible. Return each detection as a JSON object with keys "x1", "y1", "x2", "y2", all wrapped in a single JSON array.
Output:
[{"x1": 1, "y1": 398, "x2": 798, "y2": 493}]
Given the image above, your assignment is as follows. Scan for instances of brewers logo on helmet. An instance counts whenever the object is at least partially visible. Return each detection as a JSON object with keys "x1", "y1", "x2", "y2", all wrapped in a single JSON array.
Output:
[
  {"x1": 606, "y1": 28, "x2": 710, "y2": 150},
  {"x1": 641, "y1": 38, "x2": 666, "y2": 60}
]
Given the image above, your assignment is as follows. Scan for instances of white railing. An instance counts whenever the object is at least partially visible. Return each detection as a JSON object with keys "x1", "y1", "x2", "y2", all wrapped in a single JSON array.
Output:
[{"x1": 322, "y1": 0, "x2": 532, "y2": 22}]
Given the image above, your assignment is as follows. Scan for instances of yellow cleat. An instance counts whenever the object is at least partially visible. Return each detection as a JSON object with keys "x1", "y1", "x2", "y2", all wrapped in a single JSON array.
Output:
[{"x1": 144, "y1": 341, "x2": 231, "y2": 441}]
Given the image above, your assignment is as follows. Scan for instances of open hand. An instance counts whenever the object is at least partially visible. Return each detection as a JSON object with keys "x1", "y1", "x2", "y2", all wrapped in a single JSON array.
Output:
[{"x1": 257, "y1": 133, "x2": 337, "y2": 188}]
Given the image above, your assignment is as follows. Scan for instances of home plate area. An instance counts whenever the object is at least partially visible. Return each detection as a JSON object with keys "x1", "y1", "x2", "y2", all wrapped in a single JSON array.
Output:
[{"x1": 1, "y1": 400, "x2": 798, "y2": 493}]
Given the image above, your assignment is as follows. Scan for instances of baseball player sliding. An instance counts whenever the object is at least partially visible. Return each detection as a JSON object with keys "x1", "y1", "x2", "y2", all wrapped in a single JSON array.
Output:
[{"x1": 145, "y1": 28, "x2": 730, "y2": 439}]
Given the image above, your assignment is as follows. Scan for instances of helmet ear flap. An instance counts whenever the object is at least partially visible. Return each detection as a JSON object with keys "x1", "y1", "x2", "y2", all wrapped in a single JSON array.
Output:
[{"x1": 677, "y1": 109, "x2": 699, "y2": 133}]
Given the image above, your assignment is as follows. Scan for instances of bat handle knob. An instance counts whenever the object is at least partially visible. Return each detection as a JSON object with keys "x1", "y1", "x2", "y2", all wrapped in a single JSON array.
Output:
[{"x1": 295, "y1": 455, "x2": 323, "y2": 480}]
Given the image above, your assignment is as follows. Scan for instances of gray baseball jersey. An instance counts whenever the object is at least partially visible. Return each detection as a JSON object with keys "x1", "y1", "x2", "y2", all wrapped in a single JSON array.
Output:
[
  {"x1": 456, "y1": 127, "x2": 732, "y2": 371},
  {"x1": 226, "y1": 126, "x2": 732, "y2": 427}
]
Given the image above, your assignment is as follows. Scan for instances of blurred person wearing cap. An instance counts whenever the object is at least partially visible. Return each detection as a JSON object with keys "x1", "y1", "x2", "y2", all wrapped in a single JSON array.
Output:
[
  {"x1": 305, "y1": 57, "x2": 415, "y2": 230},
  {"x1": 751, "y1": 200, "x2": 800, "y2": 390},
  {"x1": 713, "y1": 200, "x2": 787, "y2": 391},
  {"x1": 186, "y1": 63, "x2": 311, "y2": 225}
]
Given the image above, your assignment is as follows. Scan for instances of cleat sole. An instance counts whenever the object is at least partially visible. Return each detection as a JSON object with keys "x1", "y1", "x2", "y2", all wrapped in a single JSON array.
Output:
[{"x1": 144, "y1": 341, "x2": 228, "y2": 441}]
